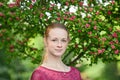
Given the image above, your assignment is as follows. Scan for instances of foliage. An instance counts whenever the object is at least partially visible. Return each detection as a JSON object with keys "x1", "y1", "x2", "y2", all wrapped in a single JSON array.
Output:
[{"x1": 0, "y1": 0, "x2": 120, "y2": 65}]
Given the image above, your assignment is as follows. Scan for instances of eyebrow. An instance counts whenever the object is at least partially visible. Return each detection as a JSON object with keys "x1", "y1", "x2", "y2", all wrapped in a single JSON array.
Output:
[
  {"x1": 49, "y1": 37, "x2": 67, "y2": 39},
  {"x1": 62, "y1": 38, "x2": 67, "y2": 39}
]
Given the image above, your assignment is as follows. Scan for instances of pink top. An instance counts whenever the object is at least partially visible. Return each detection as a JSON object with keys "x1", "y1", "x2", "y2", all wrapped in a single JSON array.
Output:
[{"x1": 31, "y1": 66, "x2": 82, "y2": 80}]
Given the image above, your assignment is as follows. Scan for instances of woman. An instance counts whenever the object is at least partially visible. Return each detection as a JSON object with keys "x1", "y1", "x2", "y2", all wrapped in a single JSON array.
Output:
[{"x1": 31, "y1": 22, "x2": 82, "y2": 80}]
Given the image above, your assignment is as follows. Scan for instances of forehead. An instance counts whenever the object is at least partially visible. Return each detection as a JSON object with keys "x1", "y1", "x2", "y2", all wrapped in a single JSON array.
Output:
[{"x1": 48, "y1": 28, "x2": 68, "y2": 38}]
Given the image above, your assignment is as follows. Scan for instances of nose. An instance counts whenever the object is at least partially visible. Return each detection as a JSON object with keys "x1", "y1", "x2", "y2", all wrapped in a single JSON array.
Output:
[{"x1": 57, "y1": 41, "x2": 62, "y2": 48}]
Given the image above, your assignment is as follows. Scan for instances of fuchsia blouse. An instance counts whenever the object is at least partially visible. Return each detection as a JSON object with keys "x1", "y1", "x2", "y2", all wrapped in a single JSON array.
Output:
[{"x1": 31, "y1": 66, "x2": 82, "y2": 80}]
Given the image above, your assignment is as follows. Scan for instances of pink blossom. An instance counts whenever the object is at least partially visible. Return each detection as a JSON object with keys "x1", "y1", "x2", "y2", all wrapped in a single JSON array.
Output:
[
  {"x1": 89, "y1": 8, "x2": 93, "y2": 12},
  {"x1": 94, "y1": 26, "x2": 97, "y2": 30},
  {"x1": 98, "y1": 49, "x2": 103, "y2": 54},
  {"x1": 9, "y1": 12, "x2": 16, "y2": 16},
  {"x1": 40, "y1": 13, "x2": 44, "y2": 18},
  {"x1": 112, "y1": 32, "x2": 118, "y2": 38},
  {"x1": 57, "y1": 13, "x2": 60, "y2": 16},
  {"x1": 96, "y1": 11, "x2": 99, "y2": 15},
  {"x1": 16, "y1": 0, "x2": 21, "y2": 6},
  {"x1": 29, "y1": 4, "x2": 33, "y2": 8},
  {"x1": 115, "y1": 50, "x2": 119, "y2": 54},
  {"x1": 102, "y1": 37, "x2": 106, "y2": 41},
  {"x1": 56, "y1": 17, "x2": 61, "y2": 21},
  {"x1": 84, "y1": 8, "x2": 88, "y2": 12},
  {"x1": 32, "y1": 0, "x2": 36, "y2": 3},
  {"x1": 111, "y1": 45, "x2": 115, "y2": 49},
  {"x1": 0, "y1": 12, "x2": 4, "y2": 17},
  {"x1": 68, "y1": 17, "x2": 72, "y2": 21},
  {"x1": 49, "y1": 7, "x2": 52, "y2": 10},
  {"x1": 65, "y1": 2, "x2": 69, "y2": 6},
  {"x1": 78, "y1": 30, "x2": 81, "y2": 33},
  {"x1": 8, "y1": 3, "x2": 16, "y2": 8},
  {"x1": 85, "y1": 24, "x2": 90, "y2": 28},
  {"x1": 102, "y1": 49, "x2": 105, "y2": 52},
  {"x1": 109, "y1": 41, "x2": 114, "y2": 45},
  {"x1": 51, "y1": 4, "x2": 55, "y2": 7},
  {"x1": 69, "y1": 16, "x2": 76, "y2": 21},
  {"x1": 88, "y1": 31, "x2": 92, "y2": 35},
  {"x1": 87, "y1": 15, "x2": 91, "y2": 18},
  {"x1": 71, "y1": 16, "x2": 76, "y2": 19},
  {"x1": 79, "y1": 2, "x2": 83, "y2": 6},
  {"x1": 64, "y1": 16, "x2": 67, "y2": 20},
  {"x1": 65, "y1": 12, "x2": 70, "y2": 15},
  {"x1": 107, "y1": 11, "x2": 112, "y2": 15},
  {"x1": 0, "y1": 2, "x2": 3, "y2": 6},
  {"x1": 111, "y1": 1, "x2": 115, "y2": 5},
  {"x1": 115, "y1": 39, "x2": 119, "y2": 44},
  {"x1": 71, "y1": 0, "x2": 74, "y2": 3},
  {"x1": 16, "y1": 17, "x2": 20, "y2": 20}
]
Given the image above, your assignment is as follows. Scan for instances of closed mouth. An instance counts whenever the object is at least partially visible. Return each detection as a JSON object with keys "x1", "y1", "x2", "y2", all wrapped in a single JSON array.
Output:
[{"x1": 55, "y1": 49, "x2": 63, "y2": 52}]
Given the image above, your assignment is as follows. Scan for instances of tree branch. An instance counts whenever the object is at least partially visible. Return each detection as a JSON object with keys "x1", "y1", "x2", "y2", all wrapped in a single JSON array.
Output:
[{"x1": 69, "y1": 52, "x2": 84, "y2": 65}]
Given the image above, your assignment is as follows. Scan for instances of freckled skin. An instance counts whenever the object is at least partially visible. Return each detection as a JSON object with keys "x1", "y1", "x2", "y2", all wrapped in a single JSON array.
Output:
[{"x1": 45, "y1": 28, "x2": 69, "y2": 57}]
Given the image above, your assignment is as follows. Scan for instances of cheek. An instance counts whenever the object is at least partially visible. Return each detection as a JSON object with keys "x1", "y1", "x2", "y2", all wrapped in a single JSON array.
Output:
[
  {"x1": 63, "y1": 43, "x2": 68, "y2": 47},
  {"x1": 47, "y1": 41, "x2": 55, "y2": 47}
]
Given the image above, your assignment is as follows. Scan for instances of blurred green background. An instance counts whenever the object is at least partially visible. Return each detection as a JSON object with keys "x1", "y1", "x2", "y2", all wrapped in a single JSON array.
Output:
[
  {"x1": 0, "y1": 0, "x2": 120, "y2": 80},
  {"x1": 0, "y1": 35, "x2": 120, "y2": 80}
]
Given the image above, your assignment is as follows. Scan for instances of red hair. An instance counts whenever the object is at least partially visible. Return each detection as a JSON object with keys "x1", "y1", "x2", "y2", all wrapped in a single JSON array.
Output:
[{"x1": 44, "y1": 22, "x2": 69, "y2": 39}]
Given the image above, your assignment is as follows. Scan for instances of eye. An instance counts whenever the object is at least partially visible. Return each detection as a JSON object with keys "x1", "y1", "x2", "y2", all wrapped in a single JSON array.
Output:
[
  {"x1": 62, "y1": 39, "x2": 67, "y2": 42},
  {"x1": 52, "y1": 39, "x2": 57, "y2": 42}
]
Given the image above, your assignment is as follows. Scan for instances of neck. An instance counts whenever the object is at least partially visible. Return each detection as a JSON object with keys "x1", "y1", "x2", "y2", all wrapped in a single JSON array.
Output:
[
  {"x1": 42, "y1": 53, "x2": 65, "y2": 67},
  {"x1": 41, "y1": 52, "x2": 70, "y2": 72}
]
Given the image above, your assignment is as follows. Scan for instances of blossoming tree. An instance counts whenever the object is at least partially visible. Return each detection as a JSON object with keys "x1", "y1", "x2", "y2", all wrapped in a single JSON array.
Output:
[{"x1": 0, "y1": 0, "x2": 120, "y2": 65}]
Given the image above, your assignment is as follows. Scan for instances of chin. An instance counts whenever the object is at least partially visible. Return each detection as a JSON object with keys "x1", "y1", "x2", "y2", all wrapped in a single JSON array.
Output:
[{"x1": 53, "y1": 52, "x2": 64, "y2": 57}]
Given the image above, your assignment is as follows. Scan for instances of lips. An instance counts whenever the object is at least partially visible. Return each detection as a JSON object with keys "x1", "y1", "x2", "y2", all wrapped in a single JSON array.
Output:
[{"x1": 55, "y1": 49, "x2": 63, "y2": 52}]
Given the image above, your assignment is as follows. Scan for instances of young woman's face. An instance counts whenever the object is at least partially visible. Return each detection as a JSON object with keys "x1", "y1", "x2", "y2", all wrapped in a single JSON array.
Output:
[{"x1": 45, "y1": 28, "x2": 69, "y2": 57}]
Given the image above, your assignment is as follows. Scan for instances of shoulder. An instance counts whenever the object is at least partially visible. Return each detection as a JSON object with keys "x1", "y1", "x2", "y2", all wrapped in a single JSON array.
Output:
[
  {"x1": 71, "y1": 66, "x2": 80, "y2": 72},
  {"x1": 69, "y1": 66, "x2": 81, "y2": 75},
  {"x1": 70, "y1": 66, "x2": 83, "y2": 80},
  {"x1": 30, "y1": 66, "x2": 45, "y2": 80}
]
